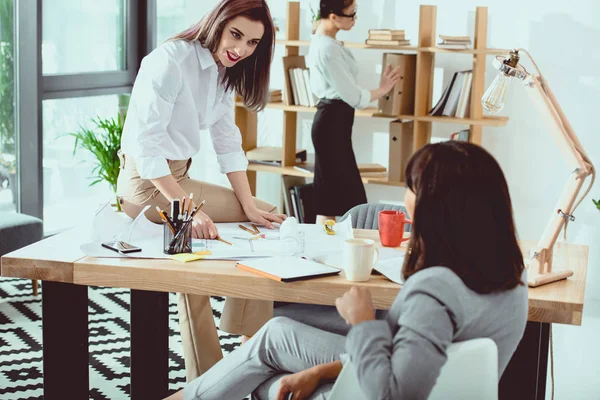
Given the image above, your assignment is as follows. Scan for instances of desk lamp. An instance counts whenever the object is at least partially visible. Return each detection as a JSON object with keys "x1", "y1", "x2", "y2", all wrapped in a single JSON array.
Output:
[{"x1": 481, "y1": 49, "x2": 595, "y2": 287}]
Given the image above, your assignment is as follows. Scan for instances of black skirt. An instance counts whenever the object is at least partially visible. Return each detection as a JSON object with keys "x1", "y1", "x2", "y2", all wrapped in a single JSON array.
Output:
[{"x1": 311, "y1": 99, "x2": 367, "y2": 217}]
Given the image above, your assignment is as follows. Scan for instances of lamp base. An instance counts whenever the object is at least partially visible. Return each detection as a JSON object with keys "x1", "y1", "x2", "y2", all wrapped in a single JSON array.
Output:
[{"x1": 527, "y1": 269, "x2": 573, "y2": 287}]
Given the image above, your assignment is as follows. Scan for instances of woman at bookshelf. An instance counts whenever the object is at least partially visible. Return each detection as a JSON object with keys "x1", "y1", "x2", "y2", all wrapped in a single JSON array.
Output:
[
  {"x1": 116, "y1": 0, "x2": 285, "y2": 381},
  {"x1": 307, "y1": 0, "x2": 401, "y2": 224},
  {"x1": 167, "y1": 141, "x2": 528, "y2": 400}
]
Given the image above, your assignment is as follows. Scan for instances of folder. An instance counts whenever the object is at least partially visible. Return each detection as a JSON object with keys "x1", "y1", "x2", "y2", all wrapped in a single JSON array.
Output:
[{"x1": 236, "y1": 256, "x2": 341, "y2": 282}]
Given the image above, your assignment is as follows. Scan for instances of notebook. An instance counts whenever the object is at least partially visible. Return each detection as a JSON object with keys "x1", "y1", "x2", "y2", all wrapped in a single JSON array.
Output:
[{"x1": 236, "y1": 256, "x2": 341, "y2": 282}]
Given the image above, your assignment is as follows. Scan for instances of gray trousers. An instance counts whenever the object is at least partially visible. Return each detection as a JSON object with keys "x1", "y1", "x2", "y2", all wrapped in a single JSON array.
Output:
[{"x1": 183, "y1": 317, "x2": 347, "y2": 400}]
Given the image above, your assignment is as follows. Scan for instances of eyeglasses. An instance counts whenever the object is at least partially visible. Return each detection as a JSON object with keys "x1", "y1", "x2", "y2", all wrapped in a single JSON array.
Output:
[{"x1": 335, "y1": 9, "x2": 357, "y2": 20}]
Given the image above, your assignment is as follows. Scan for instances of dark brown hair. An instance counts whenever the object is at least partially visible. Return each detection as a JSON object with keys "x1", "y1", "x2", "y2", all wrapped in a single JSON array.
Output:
[
  {"x1": 319, "y1": 0, "x2": 355, "y2": 19},
  {"x1": 171, "y1": 0, "x2": 275, "y2": 112},
  {"x1": 402, "y1": 141, "x2": 524, "y2": 294}
]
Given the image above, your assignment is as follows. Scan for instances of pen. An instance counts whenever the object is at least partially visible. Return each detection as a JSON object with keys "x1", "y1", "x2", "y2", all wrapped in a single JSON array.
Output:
[
  {"x1": 172, "y1": 199, "x2": 180, "y2": 228},
  {"x1": 187, "y1": 193, "x2": 194, "y2": 215}
]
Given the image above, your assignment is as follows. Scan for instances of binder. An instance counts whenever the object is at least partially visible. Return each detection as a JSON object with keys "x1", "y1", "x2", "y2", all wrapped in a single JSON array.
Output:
[
  {"x1": 237, "y1": 256, "x2": 341, "y2": 282},
  {"x1": 378, "y1": 53, "x2": 417, "y2": 116}
]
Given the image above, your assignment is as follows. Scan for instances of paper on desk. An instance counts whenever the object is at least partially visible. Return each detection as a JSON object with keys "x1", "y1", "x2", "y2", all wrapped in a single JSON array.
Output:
[{"x1": 373, "y1": 247, "x2": 406, "y2": 285}]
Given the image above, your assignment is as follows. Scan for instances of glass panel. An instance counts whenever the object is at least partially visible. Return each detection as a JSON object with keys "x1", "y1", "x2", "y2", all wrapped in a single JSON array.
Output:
[
  {"x1": 42, "y1": 0, "x2": 126, "y2": 75},
  {"x1": 0, "y1": 0, "x2": 16, "y2": 213},
  {"x1": 156, "y1": 0, "x2": 210, "y2": 44},
  {"x1": 42, "y1": 94, "x2": 129, "y2": 234}
]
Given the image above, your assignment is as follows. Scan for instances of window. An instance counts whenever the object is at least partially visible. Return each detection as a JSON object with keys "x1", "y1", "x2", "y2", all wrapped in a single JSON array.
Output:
[
  {"x1": 0, "y1": 0, "x2": 16, "y2": 213},
  {"x1": 42, "y1": 94, "x2": 129, "y2": 234},
  {"x1": 42, "y1": 0, "x2": 126, "y2": 75}
]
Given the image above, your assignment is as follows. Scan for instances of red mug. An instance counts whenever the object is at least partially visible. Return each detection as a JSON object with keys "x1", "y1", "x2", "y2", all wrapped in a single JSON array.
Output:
[{"x1": 378, "y1": 210, "x2": 412, "y2": 247}]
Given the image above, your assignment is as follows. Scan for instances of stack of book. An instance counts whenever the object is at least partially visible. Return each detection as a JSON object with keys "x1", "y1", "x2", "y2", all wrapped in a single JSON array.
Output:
[
  {"x1": 288, "y1": 68, "x2": 317, "y2": 107},
  {"x1": 268, "y1": 89, "x2": 282, "y2": 103},
  {"x1": 429, "y1": 70, "x2": 473, "y2": 118},
  {"x1": 365, "y1": 29, "x2": 410, "y2": 46},
  {"x1": 437, "y1": 35, "x2": 472, "y2": 49}
]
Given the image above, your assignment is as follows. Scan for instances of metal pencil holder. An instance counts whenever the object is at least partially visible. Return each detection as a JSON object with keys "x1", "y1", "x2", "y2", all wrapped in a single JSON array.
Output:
[{"x1": 163, "y1": 221, "x2": 192, "y2": 254}]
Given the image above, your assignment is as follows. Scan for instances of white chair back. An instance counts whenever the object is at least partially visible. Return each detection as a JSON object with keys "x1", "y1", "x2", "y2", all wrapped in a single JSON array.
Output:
[{"x1": 329, "y1": 338, "x2": 498, "y2": 400}]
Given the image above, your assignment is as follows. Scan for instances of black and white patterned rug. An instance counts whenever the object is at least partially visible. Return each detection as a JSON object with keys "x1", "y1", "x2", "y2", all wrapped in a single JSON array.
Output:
[{"x1": 0, "y1": 277, "x2": 244, "y2": 399}]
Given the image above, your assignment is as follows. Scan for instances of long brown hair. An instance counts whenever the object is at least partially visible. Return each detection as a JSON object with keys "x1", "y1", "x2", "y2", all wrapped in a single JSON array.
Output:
[
  {"x1": 402, "y1": 141, "x2": 525, "y2": 294},
  {"x1": 171, "y1": 0, "x2": 275, "y2": 112}
]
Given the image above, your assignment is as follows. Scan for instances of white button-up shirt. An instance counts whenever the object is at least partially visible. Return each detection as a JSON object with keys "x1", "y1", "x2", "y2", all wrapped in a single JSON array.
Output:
[
  {"x1": 121, "y1": 39, "x2": 248, "y2": 180},
  {"x1": 306, "y1": 34, "x2": 371, "y2": 110}
]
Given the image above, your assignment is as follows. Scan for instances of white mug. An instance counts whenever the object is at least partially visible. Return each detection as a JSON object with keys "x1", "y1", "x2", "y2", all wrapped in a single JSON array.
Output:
[{"x1": 343, "y1": 239, "x2": 379, "y2": 282}]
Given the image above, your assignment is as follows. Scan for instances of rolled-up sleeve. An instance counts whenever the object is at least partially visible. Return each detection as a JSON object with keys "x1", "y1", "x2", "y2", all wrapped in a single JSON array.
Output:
[
  {"x1": 320, "y1": 51, "x2": 371, "y2": 109},
  {"x1": 131, "y1": 52, "x2": 182, "y2": 179},
  {"x1": 209, "y1": 91, "x2": 248, "y2": 174}
]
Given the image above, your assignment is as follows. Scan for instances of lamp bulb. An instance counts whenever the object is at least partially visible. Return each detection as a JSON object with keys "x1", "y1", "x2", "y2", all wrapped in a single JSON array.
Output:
[{"x1": 481, "y1": 72, "x2": 512, "y2": 114}]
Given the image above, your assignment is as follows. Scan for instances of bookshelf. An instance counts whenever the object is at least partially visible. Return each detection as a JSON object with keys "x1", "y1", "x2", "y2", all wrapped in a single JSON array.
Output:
[{"x1": 235, "y1": 3, "x2": 506, "y2": 195}]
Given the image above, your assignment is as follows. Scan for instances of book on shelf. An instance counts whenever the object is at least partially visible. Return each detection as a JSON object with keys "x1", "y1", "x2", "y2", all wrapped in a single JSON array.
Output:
[
  {"x1": 268, "y1": 89, "x2": 282, "y2": 103},
  {"x1": 366, "y1": 39, "x2": 411, "y2": 46},
  {"x1": 451, "y1": 129, "x2": 471, "y2": 141},
  {"x1": 294, "y1": 183, "x2": 316, "y2": 223},
  {"x1": 287, "y1": 67, "x2": 317, "y2": 107},
  {"x1": 437, "y1": 34, "x2": 472, "y2": 49},
  {"x1": 282, "y1": 175, "x2": 307, "y2": 218},
  {"x1": 429, "y1": 70, "x2": 473, "y2": 118},
  {"x1": 247, "y1": 147, "x2": 307, "y2": 166},
  {"x1": 369, "y1": 29, "x2": 405, "y2": 36},
  {"x1": 369, "y1": 33, "x2": 406, "y2": 41}
]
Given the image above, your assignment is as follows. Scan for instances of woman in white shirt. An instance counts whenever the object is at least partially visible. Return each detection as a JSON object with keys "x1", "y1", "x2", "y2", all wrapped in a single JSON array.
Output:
[
  {"x1": 307, "y1": 0, "x2": 400, "y2": 224},
  {"x1": 116, "y1": 0, "x2": 284, "y2": 381}
]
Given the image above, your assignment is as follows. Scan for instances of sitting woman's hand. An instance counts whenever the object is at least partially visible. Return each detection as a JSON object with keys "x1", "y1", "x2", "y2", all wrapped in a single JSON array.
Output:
[
  {"x1": 192, "y1": 210, "x2": 219, "y2": 239},
  {"x1": 245, "y1": 206, "x2": 286, "y2": 230},
  {"x1": 335, "y1": 287, "x2": 376, "y2": 325},
  {"x1": 276, "y1": 368, "x2": 321, "y2": 400}
]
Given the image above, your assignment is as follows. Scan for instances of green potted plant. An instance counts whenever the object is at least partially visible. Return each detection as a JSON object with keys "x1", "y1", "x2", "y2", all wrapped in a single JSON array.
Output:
[
  {"x1": 594, "y1": 199, "x2": 600, "y2": 211},
  {"x1": 69, "y1": 114, "x2": 124, "y2": 211}
]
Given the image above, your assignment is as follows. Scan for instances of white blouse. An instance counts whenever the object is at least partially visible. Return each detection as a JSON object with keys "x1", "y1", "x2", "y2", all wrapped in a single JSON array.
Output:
[
  {"x1": 121, "y1": 40, "x2": 248, "y2": 180},
  {"x1": 306, "y1": 34, "x2": 371, "y2": 110}
]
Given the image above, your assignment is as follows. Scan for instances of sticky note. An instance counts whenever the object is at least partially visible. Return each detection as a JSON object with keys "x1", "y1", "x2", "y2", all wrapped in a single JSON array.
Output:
[{"x1": 171, "y1": 251, "x2": 212, "y2": 263}]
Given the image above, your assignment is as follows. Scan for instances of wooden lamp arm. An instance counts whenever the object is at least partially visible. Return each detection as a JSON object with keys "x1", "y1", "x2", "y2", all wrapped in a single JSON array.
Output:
[{"x1": 518, "y1": 50, "x2": 595, "y2": 286}]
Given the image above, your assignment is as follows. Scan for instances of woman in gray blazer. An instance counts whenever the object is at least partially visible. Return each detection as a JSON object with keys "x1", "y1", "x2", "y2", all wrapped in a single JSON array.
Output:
[{"x1": 168, "y1": 141, "x2": 528, "y2": 400}]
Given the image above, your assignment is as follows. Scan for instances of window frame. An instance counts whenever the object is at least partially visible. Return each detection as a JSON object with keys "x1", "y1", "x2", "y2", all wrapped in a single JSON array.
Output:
[{"x1": 15, "y1": 0, "x2": 157, "y2": 220}]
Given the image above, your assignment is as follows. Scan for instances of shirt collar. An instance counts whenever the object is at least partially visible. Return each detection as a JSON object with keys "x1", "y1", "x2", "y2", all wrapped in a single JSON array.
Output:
[{"x1": 195, "y1": 43, "x2": 217, "y2": 71}]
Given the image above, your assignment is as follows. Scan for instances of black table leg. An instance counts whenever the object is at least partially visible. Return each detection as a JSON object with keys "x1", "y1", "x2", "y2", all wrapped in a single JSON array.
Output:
[
  {"x1": 130, "y1": 289, "x2": 169, "y2": 400},
  {"x1": 500, "y1": 321, "x2": 550, "y2": 400},
  {"x1": 42, "y1": 281, "x2": 89, "y2": 399}
]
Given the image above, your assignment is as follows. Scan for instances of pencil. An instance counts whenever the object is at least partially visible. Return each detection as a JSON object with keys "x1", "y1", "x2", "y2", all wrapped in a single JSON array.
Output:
[
  {"x1": 216, "y1": 236, "x2": 232, "y2": 246},
  {"x1": 251, "y1": 224, "x2": 260, "y2": 234},
  {"x1": 238, "y1": 224, "x2": 256, "y2": 235},
  {"x1": 181, "y1": 197, "x2": 186, "y2": 218},
  {"x1": 156, "y1": 206, "x2": 175, "y2": 233}
]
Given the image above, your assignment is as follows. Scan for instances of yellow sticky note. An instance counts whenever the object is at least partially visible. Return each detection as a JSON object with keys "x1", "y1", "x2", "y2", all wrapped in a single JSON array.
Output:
[{"x1": 171, "y1": 251, "x2": 212, "y2": 263}]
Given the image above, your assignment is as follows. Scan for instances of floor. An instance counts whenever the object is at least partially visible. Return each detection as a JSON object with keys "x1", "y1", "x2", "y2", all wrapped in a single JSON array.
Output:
[
  {"x1": 1, "y1": 277, "x2": 599, "y2": 399},
  {"x1": 0, "y1": 278, "x2": 244, "y2": 399}
]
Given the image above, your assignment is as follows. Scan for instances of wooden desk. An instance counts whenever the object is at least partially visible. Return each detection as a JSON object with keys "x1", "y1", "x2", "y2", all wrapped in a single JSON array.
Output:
[{"x1": 1, "y1": 227, "x2": 588, "y2": 400}]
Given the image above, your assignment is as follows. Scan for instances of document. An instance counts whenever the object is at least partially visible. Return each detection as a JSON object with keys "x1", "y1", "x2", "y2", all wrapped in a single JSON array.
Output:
[{"x1": 237, "y1": 256, "x2": 341, "y2": 282}]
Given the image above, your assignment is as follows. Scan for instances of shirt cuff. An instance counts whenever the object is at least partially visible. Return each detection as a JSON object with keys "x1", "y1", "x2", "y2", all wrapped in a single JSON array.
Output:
[
  {"x1": 356, "y1": 88, "x2": 372, "y2": 110},
  {"x1": 217, "y1": 151, "x2": 248, "y2": 174},
  {"x1": 134, "y1": 155, "x2": 171, "y2": 180}
]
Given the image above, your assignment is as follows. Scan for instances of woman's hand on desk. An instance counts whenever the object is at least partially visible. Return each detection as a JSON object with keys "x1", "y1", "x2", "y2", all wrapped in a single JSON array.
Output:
[
  {"x1": 192, "y1": 210, "x2": 219, "y2": 239},
  {"x1": 336, "y1": 287, "x2": 376, "y2": 325},
  {"x1": 244, "y1": 206, "x2": 286, "y2": 230}
]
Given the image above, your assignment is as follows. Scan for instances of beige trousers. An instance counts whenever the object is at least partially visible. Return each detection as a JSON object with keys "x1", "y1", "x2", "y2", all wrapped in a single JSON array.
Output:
[{"x1": 116, "y1": 153, "x2": 274, "y2": 381}]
